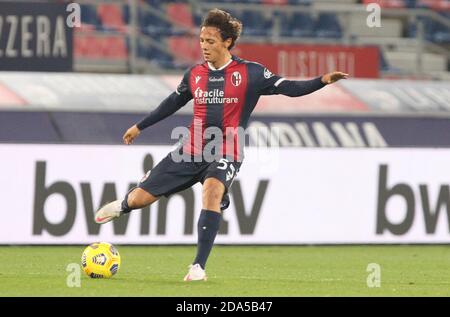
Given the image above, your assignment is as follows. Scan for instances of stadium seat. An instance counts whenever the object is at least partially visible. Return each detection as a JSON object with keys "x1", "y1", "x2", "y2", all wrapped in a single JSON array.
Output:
[
  {"x1": 168, "y1": 37, "x2": 190, "y2": 63},
  {"x1": 122, "y1": 5, "x2": 130, "y2": 24},
  {"x1": 148, "y1": 46, "x2": 176, "y2": 68},
  {"x1": 417, "y1": 0, "x2": 450, "y2": 11},
  {"x1": 408, "y1": 16, "x2": 432, "y2": 40},
  {"x1": 192, "y1": 12, "x2": 203, "y2": 26},
  {"x1": 74, "y1": 0, "x2": 448, "y2": 74},
  {"x1": 168, "y1": 36, "x2": 201, "y2": 64},
  {"x1": 263, "y1": 0, "x2": 288, "y2": 4},
  {"x1": 74, "y1": 34, "x2": 128, "y2": 60},
  {"x1": 315, "y1": 13, "x2": 342, "y2": 38},
  {"x1": 288, "y1": 0, "x2": 311, "y2": 4},
  {"x1": 362, "y1": 0, "x2": 406, "y2": 8},
  {"x1": 97, "y1": 4, "x2": 126, "y2": 32},
  {"x1": 137, "y1": 41, "x2": 176, "y2": 69},
  {"x1": 143, "y1": 0, "x2": 164, "y2": 9},
  {"x1": 73, "y1": 35, "x2": 86, "y2": 58},
  {"x1": 379, "y1": 49, "x2": 391, "y2": 71},
  {"x1": 74, "y1": 34, "x2": 91, "y2": 59},
  {"x1": 167, "y1": 3, "x2": 195, "y2": 28},
  {"x1": 137, "y1": 41, "x2": 150, "y2": 59},
  {"x1": 433, "y1": 17, "x2": 450, "y2": 43},
  {"x1": 408, "y1": 15, "x2": 450, "y2": 43},
  {"x1": 103, "y1": 36, "x2": 128, "y2": 60},
  {"x1": 80, "y1": 4, "x2": 100, "y2": 27},
  {"x1": 289, "y1": 12, "x2": 315, "y2": 38},
  {"x1": 241, "y1": 10, "x2": 270, "y2": 36},
  {"x1": 210, "y1": 0, "x2": 242, "y2": 3},
  {"x1": 139, "y1": 11, "x2": 173, "y2": 36},
  {"x1": 278, "y1": 12, "x2": 290, "y2": 37},
  {"x1": 83, "y1": 35, "x2": 104, "y2": 59},
  {"x1": 404, "y1": 0, "x2": 418, "y2": 8}
]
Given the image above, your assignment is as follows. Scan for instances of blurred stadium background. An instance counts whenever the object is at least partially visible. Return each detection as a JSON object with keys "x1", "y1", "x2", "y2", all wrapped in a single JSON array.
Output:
[
  {"x1": 72, "y1": 0, "x2": 449, "y2": 76},
  {"x1": 1, "y1": 0, "x2": 450, "y2": 296}
]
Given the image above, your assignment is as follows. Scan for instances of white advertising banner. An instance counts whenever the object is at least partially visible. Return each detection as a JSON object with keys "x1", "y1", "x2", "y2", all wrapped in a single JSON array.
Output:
[{"x1": 1, "y1": 144, "x2": 450, "y2": 244}]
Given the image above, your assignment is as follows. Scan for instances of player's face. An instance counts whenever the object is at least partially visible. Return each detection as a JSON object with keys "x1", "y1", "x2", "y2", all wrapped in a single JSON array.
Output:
[{"x1": 199, "y1": 27, "x2": 231, "y2": 64}]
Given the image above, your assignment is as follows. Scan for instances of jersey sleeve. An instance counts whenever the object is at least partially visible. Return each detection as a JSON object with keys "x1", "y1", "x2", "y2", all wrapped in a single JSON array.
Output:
[
  {"x1": 175, "y1": 68, "x2": 193, "y2": 99},
  {"x1": 136, "y1": 68, "x2": 193, "y2": 131},
  {"x1": 248, "y1": 62, "x2": 286, "y2": 96}
]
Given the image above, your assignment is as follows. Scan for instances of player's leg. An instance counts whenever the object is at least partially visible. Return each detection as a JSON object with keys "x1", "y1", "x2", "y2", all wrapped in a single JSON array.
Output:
[
  {"x1": 94, "y1": 187, "x2": 159, "y2": 224},
  {"x1": 122, "y1": 187, "x2": 160, "y2": 211},
  {"x1": 202, "y1": 177, "x2": 225, "y2": 211},
  {"x1": 184, "y1": 159, "x2": 240, "y2": 281},
  {"x1": 94, "y1": 153, "x2": 170, "y2": 224},
  {"x1": 95, "y1": 152, "x2": 203, "y2": 224},
  {"x1": 195, "y1": 177, "x2": 225, "y2": 264},
  {"x1": 184, "y1": 177, "x2": 224, "y2": 281}
]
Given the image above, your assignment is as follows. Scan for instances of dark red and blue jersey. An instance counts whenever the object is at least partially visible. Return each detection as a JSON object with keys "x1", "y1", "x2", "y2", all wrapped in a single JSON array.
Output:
[{"x1": 137, "y1": 55, "x2": 325, "y2": 161}]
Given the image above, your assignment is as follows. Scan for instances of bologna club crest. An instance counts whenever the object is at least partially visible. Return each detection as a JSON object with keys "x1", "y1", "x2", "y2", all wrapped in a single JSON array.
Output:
[{"x1": 231, "y1": 71, "x2": 242, "y2": 87}]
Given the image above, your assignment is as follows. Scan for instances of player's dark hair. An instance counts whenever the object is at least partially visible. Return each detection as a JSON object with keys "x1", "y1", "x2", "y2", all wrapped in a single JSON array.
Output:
[{"x1": 201, "y1": 9, "x2": 242, "y2": 50}]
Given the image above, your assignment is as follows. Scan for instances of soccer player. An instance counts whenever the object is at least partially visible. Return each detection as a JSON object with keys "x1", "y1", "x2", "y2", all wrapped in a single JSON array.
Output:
[{"x1": 95, "y1": 9, "x2": 348, "y2": 281}]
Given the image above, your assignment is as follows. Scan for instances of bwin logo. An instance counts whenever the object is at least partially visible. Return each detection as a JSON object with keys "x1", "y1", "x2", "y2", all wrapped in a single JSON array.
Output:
[
  {"x1": 32, "y1": 157, "x2": 269, "y2": 237},
  {"x1": 376, "y1": 164, "x2": 450, "y2": 235}
]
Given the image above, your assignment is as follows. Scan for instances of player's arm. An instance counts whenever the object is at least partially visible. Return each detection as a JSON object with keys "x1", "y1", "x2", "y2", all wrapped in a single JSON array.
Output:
[
  {"x1": 253, "y1": 63, "x2": 348, "y2": 97},
  {"x1": 123, "y1": 92, "x2": 191, "y2": 145},
  {"x1": 275, "y1": 71, "x2": 349, "y2": 97},
  {"x1": 123, "y1": 70, "x2": 193, "y2": 145}
]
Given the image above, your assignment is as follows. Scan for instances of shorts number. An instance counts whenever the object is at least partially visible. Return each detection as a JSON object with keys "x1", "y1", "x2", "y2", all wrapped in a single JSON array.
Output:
[
  {"x1": 217, "y1": 158, "x2": 229, "y2": 170},
  {"x1": 217, "y1": 158, "x2": 236, "y2": 181}
]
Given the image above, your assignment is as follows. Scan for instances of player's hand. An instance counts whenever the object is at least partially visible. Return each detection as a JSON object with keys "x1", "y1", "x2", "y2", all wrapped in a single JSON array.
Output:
[
  {"x1": 321, "y1": 71, "x2": 349, "y2": 84},
  {"x1": 123, "y1": 125, "x2": 141, "y2": 145}
]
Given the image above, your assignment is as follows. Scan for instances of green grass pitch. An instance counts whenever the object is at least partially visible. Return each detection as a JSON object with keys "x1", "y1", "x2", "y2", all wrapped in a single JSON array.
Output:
[{"x1": 1, "y1": 245, "x2": 449, "y2": 296}]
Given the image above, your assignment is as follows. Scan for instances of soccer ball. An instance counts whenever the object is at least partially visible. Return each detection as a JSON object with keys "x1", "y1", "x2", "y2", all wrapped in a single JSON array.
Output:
[{"x1": 81, "y1": 242, "x2": 121, "y2": 278}]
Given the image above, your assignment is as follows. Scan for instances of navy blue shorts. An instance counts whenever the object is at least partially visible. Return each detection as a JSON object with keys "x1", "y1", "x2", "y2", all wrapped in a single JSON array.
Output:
[{"x1": 138, "y1": 152, "x2": 241, "y2": 200}]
